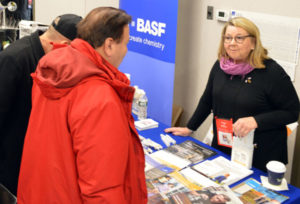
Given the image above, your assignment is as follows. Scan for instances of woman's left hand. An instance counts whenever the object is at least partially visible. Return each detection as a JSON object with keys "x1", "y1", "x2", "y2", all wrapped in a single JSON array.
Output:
[{"x1": 232, "y1": 116, "x2": 258, "y2": 137}]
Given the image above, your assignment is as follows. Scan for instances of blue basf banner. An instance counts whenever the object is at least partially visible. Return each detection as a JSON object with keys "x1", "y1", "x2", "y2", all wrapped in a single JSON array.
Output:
[{"x1": 119, "y1": 0, "x2": 178, "y2": 126}]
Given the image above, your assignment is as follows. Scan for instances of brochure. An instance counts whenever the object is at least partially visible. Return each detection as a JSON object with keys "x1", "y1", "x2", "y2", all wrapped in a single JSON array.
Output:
[
  {"x1": 169, "y1": 171, "x2": 203, "y2": 191},
  {"x1": 149, "y1": 140, "x2": 217, "y2": 170},
  {"x1": 145, "y1": 154, "x2": 175, "y2": 180},
  {"x1": 231, "y1": 130, "x2": 254, "y2": 169},
  {"x1": 192, "y1": 156, "x2": 253, "y2": 186},
  {"x1": 150, "y1": 148, "x2": 192, "y2": 170},
  {"x1": 147, "y1": 175, "x2": 189, "y2": 201},
  {"x1": 147, "y1": 173, "x2": 201, "y2": 204},
  {"x1": 179, "y1": 167, "x2": 220, "y2": 188},
  {"x1": 168, "y1": 140, "x2": 217, "y2": 164},
  {"x1": 134, "y1": 118, "x2": 159, "y2": 130},
  {"x1": 167, "y1": 185, "x2": 243, "y2": 204},
  {"x1": 232, "y1": 178, "x2": 289, "y2": 203}
]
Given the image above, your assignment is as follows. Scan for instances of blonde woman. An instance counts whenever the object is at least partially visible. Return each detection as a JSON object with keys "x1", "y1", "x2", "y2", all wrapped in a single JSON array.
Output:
[{"x1": 165, "y1": 17, "x2": 299, "y2": 172}]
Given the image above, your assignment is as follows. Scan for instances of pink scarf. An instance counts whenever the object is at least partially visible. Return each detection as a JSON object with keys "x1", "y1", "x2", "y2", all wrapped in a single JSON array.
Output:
[{"x1": 220, "y1": 57, "x2": 254, "y2": 79}]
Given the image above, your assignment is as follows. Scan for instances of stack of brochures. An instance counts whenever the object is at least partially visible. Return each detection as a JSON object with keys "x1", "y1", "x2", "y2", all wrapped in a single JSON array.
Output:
[
  {"x1": 134, "y1": 118, "x2": 159, "y2": 130},
  {"x1": 144, "y1": 140, "x2": 260, "y2": 203}
]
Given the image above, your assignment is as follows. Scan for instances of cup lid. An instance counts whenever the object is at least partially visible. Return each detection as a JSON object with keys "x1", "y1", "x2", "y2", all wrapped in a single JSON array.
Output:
[{"x1": 266, "y1": 161, "x2": 286, "y2": 173}]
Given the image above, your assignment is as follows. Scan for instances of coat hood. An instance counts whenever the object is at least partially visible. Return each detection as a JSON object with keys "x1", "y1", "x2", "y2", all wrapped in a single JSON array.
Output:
[{"x1": 32, "y1": 39, "x2": 134, "y2": 101}]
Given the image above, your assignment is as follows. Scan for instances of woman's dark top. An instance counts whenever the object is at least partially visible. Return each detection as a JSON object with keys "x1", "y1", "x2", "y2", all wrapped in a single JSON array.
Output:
[{"x1": 187, "y1": 59, "x2": 299, "y2": 171}]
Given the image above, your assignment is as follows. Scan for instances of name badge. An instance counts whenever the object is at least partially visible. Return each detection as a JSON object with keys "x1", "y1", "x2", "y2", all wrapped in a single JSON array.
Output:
[{"x1": 215, "y1": 117, "x2": 233, "y2": 148}]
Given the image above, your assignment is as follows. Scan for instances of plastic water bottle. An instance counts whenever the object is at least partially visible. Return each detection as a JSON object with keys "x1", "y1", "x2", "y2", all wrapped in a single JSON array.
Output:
[
  {"x1": 132, "y1": 86, "x2": 139, "y2": 115},
  {"x1": 137, "y1": 91, "x2": 148, "y2": 120}
]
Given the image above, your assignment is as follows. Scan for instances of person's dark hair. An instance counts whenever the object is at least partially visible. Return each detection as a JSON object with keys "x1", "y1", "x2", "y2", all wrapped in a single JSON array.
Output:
[{"x1": 77, "y1": 7, "x2": 131, "y2": 48}]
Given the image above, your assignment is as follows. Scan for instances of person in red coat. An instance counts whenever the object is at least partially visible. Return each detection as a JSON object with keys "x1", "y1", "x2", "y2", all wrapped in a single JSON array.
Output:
[{"x1": 17, "y1": 7, "x2": 147, "y2": 204}]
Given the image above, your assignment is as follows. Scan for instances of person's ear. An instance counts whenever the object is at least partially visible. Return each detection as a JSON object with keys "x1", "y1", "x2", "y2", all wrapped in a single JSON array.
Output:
[
  {"x1": 103, "y1": 37, "x2": 114, "y2": 57},
  {"x1": 251, "y1": 38, "x2": 256, "y2": 50}
]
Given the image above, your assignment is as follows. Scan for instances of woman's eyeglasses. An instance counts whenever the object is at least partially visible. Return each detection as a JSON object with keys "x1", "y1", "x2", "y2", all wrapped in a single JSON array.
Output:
[{"x1": 223, "y1": 35, "x2": 253, "y2": 44}]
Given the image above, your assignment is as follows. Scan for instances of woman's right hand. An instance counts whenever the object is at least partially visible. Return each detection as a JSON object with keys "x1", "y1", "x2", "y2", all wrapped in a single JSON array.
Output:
[{"x1": 164, "y1": 127, "x2": 193, "y2": 136}]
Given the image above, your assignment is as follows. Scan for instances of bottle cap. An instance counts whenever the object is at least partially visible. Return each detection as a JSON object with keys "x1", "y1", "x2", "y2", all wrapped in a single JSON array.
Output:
[{"x1": 125, "y1": 73, "x2": 131, "y2": 80}]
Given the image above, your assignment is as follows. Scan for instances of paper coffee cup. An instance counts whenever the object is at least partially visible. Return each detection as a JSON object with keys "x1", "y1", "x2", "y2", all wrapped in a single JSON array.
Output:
[{"x1": 266, "y1": 161, "x2": 286, "y2": 186}]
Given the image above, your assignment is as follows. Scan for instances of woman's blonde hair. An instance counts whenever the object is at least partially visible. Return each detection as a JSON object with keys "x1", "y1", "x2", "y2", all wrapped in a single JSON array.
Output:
[{"x1": 217, "y1": 17, "x2": 269, "y2": 68}]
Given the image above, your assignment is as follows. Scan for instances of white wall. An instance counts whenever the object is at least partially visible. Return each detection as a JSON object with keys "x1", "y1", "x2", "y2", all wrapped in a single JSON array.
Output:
[
  {"x1": 175, "y1": 0, "x2": 300, "y2": 141},
  {"x1": 35, "y1": 0, "x2": 119, "y2": 24},
  {"x1": 34, "y1": 0, "x2": 300, "y2": 142},
  {"x1": 85, "y1": 0, "x2": 119, "y2": 15}
]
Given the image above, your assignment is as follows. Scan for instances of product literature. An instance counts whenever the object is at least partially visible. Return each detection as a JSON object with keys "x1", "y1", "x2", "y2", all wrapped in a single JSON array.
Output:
[
  {"x1": 150, "y1": 148, "x2": 192, "y2": 170},
  {"x1": 170, "y1": 171, "x2": 203, "y2": 191},
  {"x1": 165, "y1": 140, "x2": 217, "y2": 164},
  {"x1": 150, "y1": 140, "x2": 217, "y2": 170},
  {"x1": 145, "y1": 154, "x2": 175, "y2": 180},
  {"x1": 231, "y1": 130, "x2": 254, "y2": 169},
  {"x1": 167, "y1": 185, "x2": 243, "y2": 204},
  {"x1": 232, "y1": 178, "x2": 289, "y2": 203},
  {"x1": 147, "y1": 173, "x2": 201, "y2": 204},
  {"x1": 179, "y1": 167, "x2": 220, "y2": 188},
  {"x1": 134, "y1": 118, "x2": 158, "y2": 130},
  {"x1": 192, "y1": 156, "x2": 253, "y2": 186},
  {"x1": 147, "y1": 171, "x2": 242, "y2": 203},
  {"x1": 147, "y1": 175, "x2": 188, "y2": 203}
]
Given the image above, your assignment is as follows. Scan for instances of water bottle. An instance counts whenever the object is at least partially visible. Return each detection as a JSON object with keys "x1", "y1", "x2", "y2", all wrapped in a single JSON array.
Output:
[
  {"x1": 137, "y1": 91, "x2": 148, "y2": 120},
  {"x1": 132, "y1": 86, "x2": 139, "y2": 115}
]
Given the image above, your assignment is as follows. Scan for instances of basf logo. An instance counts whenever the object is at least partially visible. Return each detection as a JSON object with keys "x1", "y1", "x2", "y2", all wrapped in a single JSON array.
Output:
[{"x1": 136, "y1": 18, "x2": 166, "y2": 37}]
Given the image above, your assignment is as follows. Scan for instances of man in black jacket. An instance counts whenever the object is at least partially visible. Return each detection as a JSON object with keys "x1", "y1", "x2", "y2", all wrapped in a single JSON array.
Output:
[{"x1": 0, "y1": 13, "x2": 82, "y2": 196}]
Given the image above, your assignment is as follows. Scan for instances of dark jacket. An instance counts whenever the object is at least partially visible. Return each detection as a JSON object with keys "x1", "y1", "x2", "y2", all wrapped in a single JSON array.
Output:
[
  {"x1": 187, "y1": 59, "x2": 299, "y2": 172},
  {"x1": 0, "y1": 31, "x2": 44, "y2": 195}
]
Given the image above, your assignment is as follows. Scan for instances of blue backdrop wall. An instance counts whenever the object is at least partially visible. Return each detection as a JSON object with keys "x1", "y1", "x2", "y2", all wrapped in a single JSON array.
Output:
[{"x1": 119, "y1": 0, "x2": 178, "y2": 125}]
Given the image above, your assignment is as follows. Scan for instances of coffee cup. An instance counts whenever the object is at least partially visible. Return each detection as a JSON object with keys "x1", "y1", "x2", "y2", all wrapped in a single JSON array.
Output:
[{"x1": 266, "y1": 161, "x2": 286, "y2": 186}]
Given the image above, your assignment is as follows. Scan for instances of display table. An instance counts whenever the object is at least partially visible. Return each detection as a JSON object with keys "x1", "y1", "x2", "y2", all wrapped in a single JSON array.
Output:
[{"x1": 137, "y1": 120, "x2": 300, "y2": 204}]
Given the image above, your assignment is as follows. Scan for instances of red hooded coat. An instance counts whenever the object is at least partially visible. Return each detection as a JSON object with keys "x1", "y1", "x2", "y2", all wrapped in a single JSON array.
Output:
[{"x1": 17, "y1": 39, "x2": 148, "y2": 204}]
